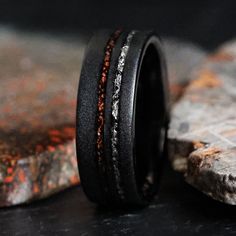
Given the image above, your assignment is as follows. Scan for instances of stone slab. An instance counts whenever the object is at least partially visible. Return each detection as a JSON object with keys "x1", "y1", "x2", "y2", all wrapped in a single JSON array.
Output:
[
  {"x1": 0, "y1": 27, "x2": 84, "y2": 206},
  {"x1": 169, "y1": 41, "x2": 236, "y2": 205}
]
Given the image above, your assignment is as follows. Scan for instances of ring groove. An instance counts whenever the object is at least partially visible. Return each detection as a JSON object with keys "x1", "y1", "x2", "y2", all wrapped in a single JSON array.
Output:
[
  {"x1": 96, "y1": 30, "x2": 122, "y2": 196},
  {"x1": 76, "y1": 29, "x2": 169, "y2": 206},
  {"x1": 110, "y1": 31, "x2": 136, "y2": 200}
]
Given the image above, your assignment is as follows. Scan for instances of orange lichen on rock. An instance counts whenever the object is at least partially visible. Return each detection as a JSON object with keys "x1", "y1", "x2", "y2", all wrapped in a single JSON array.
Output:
[
  {"x1": 47, "y1": 145, "x2": 56, "y2": 152},
  {"x1": 4, "y1": 176, "x2": 14, "y2": 184},
  {"x1": 18, "y1": 169, "x2": 26, "y2": 183},
  {"x1": 70, "y1": 175, "x2": 79, "y2": 185},
  {"x1": 189, "y1": 70, "x2": 222, "y2": 89},
  {"x1": 220, "y1": 128, "x2": 236, "y2": 138},
  {"x1": 48, "y1": 129, "x2": 61, "y2": 136},
  {"x1": 188, "y1": 147, "x2": 221, "y2": 176},
  {"x1": 169, "y1": 83, "x2": 186, "y2": 102},
  {"x1": 192, "y1": 147, "x2": 221, "y2": 159},
  {"x1": 192, "y1": 141, "x2": 206, "y2": 149},
  {"x1": 33, "y1": 183, "x2": 40, "y2": 194},
  {"x1": 0, "y1": 29, "x2": 81, "y2": 207},
  {"x1": 50, "y1": 136, "x2": 62, "y2": 143},
  {"x1": 7, "y1": 167, "x2": 13, "y2": 175},
  {"x1": 62, "y1": 127, "x2": 75, "y2": 139},
  {"x1": 35, "y1": 144, "x2": 44, "y2": 153},
  {"x1": 208, "y1": 52, "x2": 234, "y2": 62}
]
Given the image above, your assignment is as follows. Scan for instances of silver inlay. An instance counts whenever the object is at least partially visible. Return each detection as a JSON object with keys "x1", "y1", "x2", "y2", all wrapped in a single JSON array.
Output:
[{"x1": 111, "y1": 31, "x2": 136, "y2": 199}]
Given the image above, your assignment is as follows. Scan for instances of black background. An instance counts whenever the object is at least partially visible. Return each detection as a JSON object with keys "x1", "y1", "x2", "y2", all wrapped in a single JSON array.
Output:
[
  {"x1": 0, "y1": 1, "x2": 236, "y2": 235},
  {"x1": 1, "y1": 0, "x2": 236, "y2": 49}
]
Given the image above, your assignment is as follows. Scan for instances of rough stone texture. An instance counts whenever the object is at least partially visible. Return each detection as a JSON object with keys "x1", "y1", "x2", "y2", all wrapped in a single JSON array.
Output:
[
  {"x1": 163, "y1": 38, "x2": 206, "y2": 103},
  {"x1": 0, "y1": 27, "x2": 84, "y2": 207},
  {"x1": 169, "y1": 41, "x2": 236, "y2": 205}
]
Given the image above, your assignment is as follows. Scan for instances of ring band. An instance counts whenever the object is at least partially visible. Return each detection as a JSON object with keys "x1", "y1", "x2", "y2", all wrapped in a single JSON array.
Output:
[{"x1": 76, "y1": 29, "x2": 169, "y2": 206}]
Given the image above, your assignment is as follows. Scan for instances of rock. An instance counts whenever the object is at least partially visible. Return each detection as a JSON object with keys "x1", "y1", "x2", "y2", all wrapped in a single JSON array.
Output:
[
  {"x1": 169, "y1": 40, "x2": 236, "y2": 205},
  {"x1": 163, "y1": 38, "x2": 206, "y2": 103},
  {"x1": 0, "y1": 27, "x2": 84, "y2": 206}
]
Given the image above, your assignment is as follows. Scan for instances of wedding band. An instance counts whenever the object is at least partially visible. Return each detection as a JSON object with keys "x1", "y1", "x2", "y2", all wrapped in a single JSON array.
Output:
[{"x1": 76, "y1": 29, "x2": 169, "y2": 206}]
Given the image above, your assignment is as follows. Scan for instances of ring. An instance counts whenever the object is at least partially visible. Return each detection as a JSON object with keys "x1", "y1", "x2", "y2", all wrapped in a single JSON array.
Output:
[{"x1": 76, "y1": 29, "x2": 169, "y2": 206}]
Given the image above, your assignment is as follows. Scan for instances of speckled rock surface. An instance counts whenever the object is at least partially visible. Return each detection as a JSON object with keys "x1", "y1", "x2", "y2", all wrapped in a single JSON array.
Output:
[
  {"x1": 0, "y1": 27, "x2": 84, "y2": 206},
  {"x1": 169, "y1": 41, "x2": 236, "y2": 205},
  {"x1": 163, "y1": 38, "x2": 207, "y2": 103}
]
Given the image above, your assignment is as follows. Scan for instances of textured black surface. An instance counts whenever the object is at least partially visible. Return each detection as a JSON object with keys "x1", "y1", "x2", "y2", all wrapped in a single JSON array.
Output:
[
  {"x1": 104, "y1": 30, "x2": 131, "y2": 204},
  {"x1": 0, "y1": 162, "x2": 235, "y2": 236},
  {"x1": 76, "y1": 30, "x2": 113, "y2": 204},
  {"x1": 76, "y1": 30, "x2": 169, "y2": 206},
  {"x1": 118, "y1": 31, "x2": 169, "y2": 205}
]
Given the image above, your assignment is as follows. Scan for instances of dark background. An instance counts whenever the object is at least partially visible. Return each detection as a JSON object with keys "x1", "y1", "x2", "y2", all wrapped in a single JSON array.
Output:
[
  {"x1": 0, "y1": 1, "x2": 236, "y2": 235},
  {"x1": 0, "y1": 0, "x2": 236, "y2": 49}
]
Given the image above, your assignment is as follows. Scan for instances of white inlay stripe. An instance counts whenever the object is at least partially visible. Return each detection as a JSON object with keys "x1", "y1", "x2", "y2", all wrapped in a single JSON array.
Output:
[{"x1": 110, "y1": 31, "x2": 136, "y2": 199}]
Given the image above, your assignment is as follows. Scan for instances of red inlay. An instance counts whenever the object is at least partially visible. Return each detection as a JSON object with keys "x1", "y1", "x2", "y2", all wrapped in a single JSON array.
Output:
[{"x1": 96, "y1": 30, "x2": 122, "y2": 163}]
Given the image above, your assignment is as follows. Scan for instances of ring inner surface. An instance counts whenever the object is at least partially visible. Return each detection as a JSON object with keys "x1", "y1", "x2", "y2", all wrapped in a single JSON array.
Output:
[{"x1": 134, "y1": 43, "x2": 165, "y2": 199}]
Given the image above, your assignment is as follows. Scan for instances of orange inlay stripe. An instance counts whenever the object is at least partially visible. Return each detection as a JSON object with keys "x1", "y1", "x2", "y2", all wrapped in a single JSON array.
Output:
[{"x1": 96, "y1": 30, "x2": 122, "y2": 164}]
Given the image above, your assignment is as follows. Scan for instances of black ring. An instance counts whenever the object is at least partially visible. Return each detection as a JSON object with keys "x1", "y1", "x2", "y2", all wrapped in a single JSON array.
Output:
[{"x1": 76, "y1": 29, "x2": 169, "y2": 206}]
